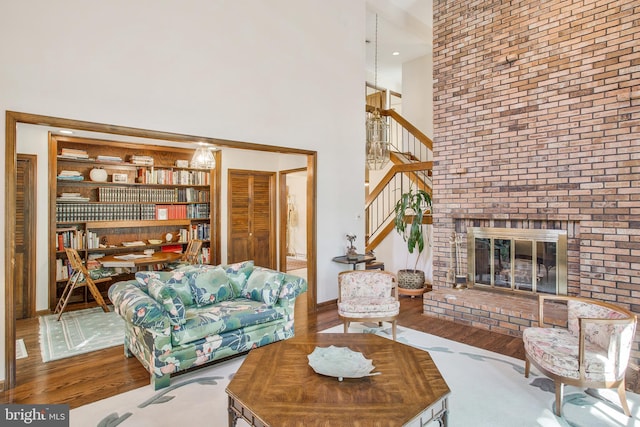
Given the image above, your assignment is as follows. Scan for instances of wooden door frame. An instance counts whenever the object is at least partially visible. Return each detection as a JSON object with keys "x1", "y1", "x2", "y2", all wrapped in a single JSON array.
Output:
[
  {"x1": 278, "y1": 167, "x2": 307, "y2": 273},
  {"x1": 16, "y1": 154, "x2": 37, "y2": 319},
  {"x1": 4, "y1": 110, "x2": 318, "y2": 390}
]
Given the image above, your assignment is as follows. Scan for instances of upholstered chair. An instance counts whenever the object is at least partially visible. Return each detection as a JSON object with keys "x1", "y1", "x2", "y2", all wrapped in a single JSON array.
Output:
[
  {"x1": 337, "y1": 270, "x2": 399, "y2": 340},
  {"x1": 523, "y1": 295, "x2": 637, "y2": 417}
]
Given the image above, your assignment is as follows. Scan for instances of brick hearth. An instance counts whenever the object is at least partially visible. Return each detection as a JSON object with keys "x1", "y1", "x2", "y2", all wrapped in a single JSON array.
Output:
[{"x1": 422, "y1": 288, "x2": 566, "y2": 337}]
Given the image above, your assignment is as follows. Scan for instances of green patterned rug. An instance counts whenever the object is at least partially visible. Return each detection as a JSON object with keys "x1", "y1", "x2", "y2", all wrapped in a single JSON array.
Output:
[{"x1": 39, "y1": 306, "x2": 124, "y2": 362}]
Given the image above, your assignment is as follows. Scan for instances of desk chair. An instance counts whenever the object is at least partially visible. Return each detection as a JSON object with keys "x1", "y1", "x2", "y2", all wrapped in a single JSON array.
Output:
[
  {"x1": 165, "y1": 239, "x2": 204, "y2": 270},
  {"x1": 55, "y1": 248, "x2": 110, "y2": 320},
  {"x1": 182, "y1": 239, "x2": 203, "y2": 264}
]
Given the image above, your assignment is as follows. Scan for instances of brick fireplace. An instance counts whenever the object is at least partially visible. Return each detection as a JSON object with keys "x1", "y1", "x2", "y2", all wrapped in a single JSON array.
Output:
[{"x1": 428, "y1": 0, "x2": 640, "y2": 364}]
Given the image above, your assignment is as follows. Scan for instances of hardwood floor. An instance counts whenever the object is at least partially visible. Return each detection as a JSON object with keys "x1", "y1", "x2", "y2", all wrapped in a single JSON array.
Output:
[{"x1": 0, "y1": 296, "x2": 525, "y2": 409}]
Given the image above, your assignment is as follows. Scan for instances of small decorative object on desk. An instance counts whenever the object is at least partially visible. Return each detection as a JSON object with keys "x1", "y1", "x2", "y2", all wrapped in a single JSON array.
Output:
[
  {"x1": 346, "y1": 234, "x2": 358, "y2": 260},
  {"x1": 308, "y1": 346, "x2": 379, "y2": 382}
]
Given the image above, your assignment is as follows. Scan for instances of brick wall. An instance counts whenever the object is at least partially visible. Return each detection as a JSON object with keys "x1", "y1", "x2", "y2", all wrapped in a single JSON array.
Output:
[{"x1": 430, "y1": 0, "x2": 640, "y2": 361}]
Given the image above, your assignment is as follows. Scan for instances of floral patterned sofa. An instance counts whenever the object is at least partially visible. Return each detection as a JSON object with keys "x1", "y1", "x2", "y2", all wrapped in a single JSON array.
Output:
[{"x1": 108, "y1": 260, "x2": 307, "y2": 389}]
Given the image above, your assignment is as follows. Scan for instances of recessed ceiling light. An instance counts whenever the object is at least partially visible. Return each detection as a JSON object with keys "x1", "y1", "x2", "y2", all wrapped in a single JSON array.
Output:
[
  {"x1": 59, "y1": 130, "x2": 73, "y2": 134},
  {"x1": 392, "y1": 51, "x2": 400, "y2": 56}
]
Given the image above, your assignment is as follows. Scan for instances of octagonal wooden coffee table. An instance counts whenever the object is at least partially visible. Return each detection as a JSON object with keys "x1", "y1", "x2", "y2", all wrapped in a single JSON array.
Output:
[{"x1": 226, "y1": 333, "x2": 450, "y2": 427}]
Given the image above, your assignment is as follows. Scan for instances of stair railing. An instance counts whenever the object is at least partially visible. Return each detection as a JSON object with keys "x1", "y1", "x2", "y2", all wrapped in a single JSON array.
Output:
[
  {"x1": 365, "y1": 107, "x2": 434, "y2": 252},
  {"x1": 365, "y1": 162, "x2": 433, "y2": 252}
]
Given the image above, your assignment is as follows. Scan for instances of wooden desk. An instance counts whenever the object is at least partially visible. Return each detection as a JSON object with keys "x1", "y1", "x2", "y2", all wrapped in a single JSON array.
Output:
[
  {"x1": 332, "y1": 254, "x2": 376, "y2": 270},
  {"x1": 227, "y1": 333, "x2": 450, "y2": 426},
  {"x1": 97, "y1": 251, "x2": 181, "y2": 268}
]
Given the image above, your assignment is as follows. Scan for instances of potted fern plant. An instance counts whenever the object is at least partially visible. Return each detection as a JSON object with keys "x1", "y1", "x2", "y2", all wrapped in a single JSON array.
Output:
[{"x1": 393, "y1": 187, "x2": 432, "y2": 289}]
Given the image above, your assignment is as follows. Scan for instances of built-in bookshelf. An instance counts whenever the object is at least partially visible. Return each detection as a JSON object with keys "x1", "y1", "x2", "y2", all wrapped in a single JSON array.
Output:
[{"x1": 49, "y1": 135, "x2": 215, "y2": 310}]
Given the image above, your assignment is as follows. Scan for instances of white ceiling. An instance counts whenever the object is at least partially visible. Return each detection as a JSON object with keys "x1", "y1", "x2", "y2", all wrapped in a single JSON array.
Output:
[{"x1": 365, "y1": 0, "x2": 432, "y2": 93}]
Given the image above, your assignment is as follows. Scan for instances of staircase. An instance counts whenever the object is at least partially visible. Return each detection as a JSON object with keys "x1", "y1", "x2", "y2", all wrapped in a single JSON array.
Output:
[{"x1": 365, "y1": 107, "x2": 433, "y2": 254}]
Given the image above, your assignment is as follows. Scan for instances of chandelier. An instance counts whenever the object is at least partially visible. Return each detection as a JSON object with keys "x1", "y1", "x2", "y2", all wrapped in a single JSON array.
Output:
[
  {"x1": 191, "y1": 143, "x2": 216, "y2": 169},
  {"x1": 366, "y1": 14, "x2": 390, "y2": 170}
]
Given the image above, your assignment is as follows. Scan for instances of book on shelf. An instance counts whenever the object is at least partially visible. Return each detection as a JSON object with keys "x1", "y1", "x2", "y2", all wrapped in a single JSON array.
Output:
[
  {"x1": 130, "y1": 155, "x2": 154, "y2": 166},
  {"x1": 96, "y1": 155, "x2": 123, "y2": 162},
  {"x1": 136, "y1": 167, "x2": 209, "y2": 186},
  {"x1": 57, "y1": 170, "x2": 84, "y2": 181},
  {"x1": 199, "y1": 247, "x2": 210, "y2": 264},
  {"x1": 190, "y1": 223, "x2": 210, "y2": 240},
  {"x1": 59, "y1": 148, "x2": 89, "y2": 159},
  {"x1": 55, "y1": 258, "x2": 70, "y2": 281},
  {"x1": 57, "y1": 192, "x2": 90, "y2": 203},
  {"x1": 162, "y1": 244, "x2": 183, "y2": 253},
  {"x1": 56, "y1": 227, "x2": 85, "y2": 251},
  {"x1": 155, "y1": 204, "x2": 188, "y2": 220},
  {"x1": 56, "y1": 203, "x2": 155, "y2": 222}
]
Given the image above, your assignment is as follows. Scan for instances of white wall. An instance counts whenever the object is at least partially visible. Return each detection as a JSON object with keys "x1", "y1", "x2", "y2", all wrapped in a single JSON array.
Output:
[
  {"x1": 402, "y1": 54, "x2": 433, "y2": 141},
  {"x1": 371, "y1": 224, "x2": 433, "y2": 281},
  {"x1": 0, "y1": 0, "x2": 366, "y2": 382}
]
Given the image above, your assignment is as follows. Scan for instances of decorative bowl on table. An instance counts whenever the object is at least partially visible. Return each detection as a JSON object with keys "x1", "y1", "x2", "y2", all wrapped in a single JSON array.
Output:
[
  {"x1": 148, "y1": 239, "x2": 163, "y2": 245},
  {"x1": 307, "y1": 345, "x2": 379, "y2": 381}
]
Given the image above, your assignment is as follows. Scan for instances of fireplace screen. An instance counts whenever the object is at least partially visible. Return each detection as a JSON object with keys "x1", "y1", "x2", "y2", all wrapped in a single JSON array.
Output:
[{"x1": 468, "y1": 228, "x2": 567, "y2": 295}]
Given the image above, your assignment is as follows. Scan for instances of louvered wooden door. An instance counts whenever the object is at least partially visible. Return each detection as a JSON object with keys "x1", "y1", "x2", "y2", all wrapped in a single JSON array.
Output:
[
  {"x1": 228, "y1": 170, "x2": 276, "y2": 268},
  {"x1": 16, "y1": 155, "x2": 36, "y2": 319}
]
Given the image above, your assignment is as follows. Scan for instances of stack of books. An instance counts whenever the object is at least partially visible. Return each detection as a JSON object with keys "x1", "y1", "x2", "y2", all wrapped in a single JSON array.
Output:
[
  {"x1": 59, "y1": 148, "x2": 89, "y2": 159},
  {"x1": 96, "y1": 155, "x2": 123, "y2": 162},
  {"x1": 57, "y1": 170, "x2": 84, "y2": 181},
  {"x1": 57, "y1": 193, "x2": 90, "y2": 203},
  {"x1": 130, "y1": 155, "x2": 154, "y2": 166}
]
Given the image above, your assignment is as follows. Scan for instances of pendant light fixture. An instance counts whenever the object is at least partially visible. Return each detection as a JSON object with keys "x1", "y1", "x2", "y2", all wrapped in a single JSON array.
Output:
[
  {"x1": 191, "y1": 143, "x2": 216, "y2": 169},
  {"x1": 366, "y1": 14, "x2": 390, "y2": 170}
]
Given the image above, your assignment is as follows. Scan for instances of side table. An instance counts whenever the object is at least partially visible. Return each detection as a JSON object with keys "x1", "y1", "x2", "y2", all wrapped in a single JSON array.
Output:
[{"x1": 331, "y1": 254, "x2": 376, "y2": 270}]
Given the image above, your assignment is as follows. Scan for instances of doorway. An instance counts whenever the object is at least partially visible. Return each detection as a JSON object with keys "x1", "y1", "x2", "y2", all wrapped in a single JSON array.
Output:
[
  {"x1": 279, "y1": 168, "x2": 307, "y2": 275},
  {"x1": 5, "y1": 111, "x2": 318, "y2": 391}
]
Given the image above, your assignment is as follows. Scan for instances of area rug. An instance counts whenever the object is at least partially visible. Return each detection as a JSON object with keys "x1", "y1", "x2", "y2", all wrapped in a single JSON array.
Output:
[
  {"x1": 16, "y1": 338, "x2": 27, "y2": 359},
  {"x1": 286, "y1": 256, "x2": 307, "y2": 271},
  {"x1": 39, "y1": 306, "x2": 124, "y2": 362},
  {"x1": 70, "y1": 325, "x2": 640, "y2": 427}
]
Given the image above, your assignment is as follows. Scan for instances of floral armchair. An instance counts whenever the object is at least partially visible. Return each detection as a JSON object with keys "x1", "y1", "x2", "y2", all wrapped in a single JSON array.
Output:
[
  {"x1": 337, "y1": 270, "x2": 399, "y2": 340},
  {"x1": 523, "y1": 295, "x2": 637, "y2": 417}
]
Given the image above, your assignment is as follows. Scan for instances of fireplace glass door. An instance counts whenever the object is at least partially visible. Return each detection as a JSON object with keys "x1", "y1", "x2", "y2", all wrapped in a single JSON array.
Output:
[{"x1": 469, "y1": 228, "x2": 566, "y2": 295}]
